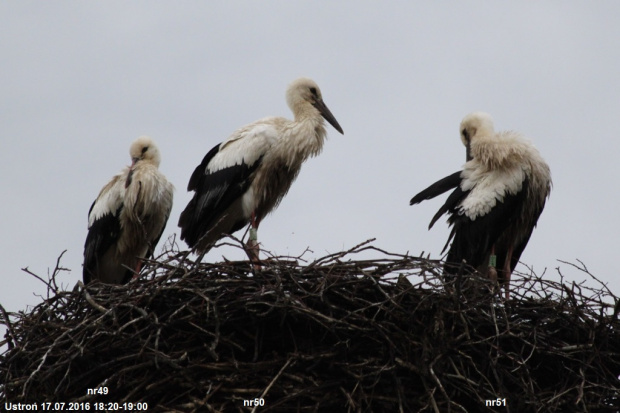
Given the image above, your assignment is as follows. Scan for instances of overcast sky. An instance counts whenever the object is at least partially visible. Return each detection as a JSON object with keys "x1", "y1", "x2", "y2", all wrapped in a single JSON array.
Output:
[{"x1": 2, "y1": 2, "x2": 619, "y2": 340}]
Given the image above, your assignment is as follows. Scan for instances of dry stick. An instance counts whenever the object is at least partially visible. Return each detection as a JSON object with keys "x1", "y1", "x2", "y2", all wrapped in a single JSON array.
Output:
[
  {"x1": 0, "y1": 302, "x2": 20, "y2": 349},
  {"x1": 20, "y1": 316, "x2": 87, "y2": 398},
  {"x1": 20, "y1": 266, "x2": 49, "y2": 286},
  {"x1": 308, "y1": 238, "x2": 377, "y2": 267},
  {"x1": 429, "y1": 355, "x2": 451, "y2": 412},
  {"x1": 251, "y1": 357, "x2": 294, "y2": 413},
  {"x1": 558, "y1": 259, "x2": 614, "y2": 297},
  {"x1": 49, "y1": 250, "x2": 68, "y2": 294},
  {"x1": 3, "y1": 245, "x2": 619, "y2": 410},
  {"x1": 78, "y1": 281, "x2": 108, "y2": 314}
]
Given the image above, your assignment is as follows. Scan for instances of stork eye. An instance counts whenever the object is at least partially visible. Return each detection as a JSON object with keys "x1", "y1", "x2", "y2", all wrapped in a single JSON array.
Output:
[
  {"x1": 462, "y1": 129, "x2": 470, "y2": 141},
  {"x1": 142, "y1": 146, "x2": 149, "y2": 154},
  {"x1": 309, "y1": 87, "x2": 318, "y2": 96}
]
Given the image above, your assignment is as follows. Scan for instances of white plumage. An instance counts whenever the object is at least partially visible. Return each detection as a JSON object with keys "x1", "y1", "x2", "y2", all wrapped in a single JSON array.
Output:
[
  {"x1": 410, "y1": 112, "x2": 551, "y2": 297},
  {"x1": 83, "y1": 136, "x2": 174, "y2": 284},
  {"x1": 178, "y1": 77, "x2": 343, "y2": 260}
]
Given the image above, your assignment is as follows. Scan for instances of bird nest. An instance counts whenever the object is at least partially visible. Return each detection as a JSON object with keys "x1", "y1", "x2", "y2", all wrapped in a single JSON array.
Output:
[{"x1": 1, "y1": 239, "x2": 619, "y2": 412}]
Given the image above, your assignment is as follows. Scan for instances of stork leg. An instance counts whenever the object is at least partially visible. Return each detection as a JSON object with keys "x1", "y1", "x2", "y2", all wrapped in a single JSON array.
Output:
[
  {"x1": 487, "y1": 245, "x2": 498, "y2": 284},
  {"x1": 502, "y1": 245, "x2": 514, "y2": 300},
  {"x1": 245, "y1": 212, "x2": 262, "y2": 270},
  {"x1": 131, "y1": 260, "x2": 143, "y2": 281}
]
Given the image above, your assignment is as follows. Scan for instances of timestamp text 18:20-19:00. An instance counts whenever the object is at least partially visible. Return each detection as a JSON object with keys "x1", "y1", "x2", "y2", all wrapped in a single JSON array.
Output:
[{"x1": 4, "y1": 402, "x2": 149, "y2": 411}]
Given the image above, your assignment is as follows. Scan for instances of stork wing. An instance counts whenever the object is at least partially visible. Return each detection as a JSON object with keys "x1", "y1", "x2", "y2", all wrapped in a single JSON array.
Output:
[
  {"x1": 178, "y1": 125, "x2": 276, "y2": 248},
  {"x1": 83, "y1": 176, "x2": 125, "y2": 283},
  {"x1": 122, "y1": 165, "x2": 175, "y2": 260},
  {"x1": 410, "y1": 171, "x2": 462, "y2": 206},
  {"x1": 444, "y1": 177, "x2": 530, "y2": 271},
  {"x1": 141, "y1": 183, "x2": 174, "y2": 260},
  {"x1": 147, "y1": 209, "x2": 171, "y2": 259},
  {"x1": 409, "y1": 171, "x2": 463, "y2": 229},
  {"x1": 496, "y1": 183, "x2": 547, "y2": 274}
]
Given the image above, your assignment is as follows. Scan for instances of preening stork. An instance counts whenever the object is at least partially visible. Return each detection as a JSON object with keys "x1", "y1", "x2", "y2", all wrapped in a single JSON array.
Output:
[
  {"x1": 83, "y1": 136, "x2": 174, "y2": 284},
  {"x1": 410, "y1": 112, "x2": 551, "y2": 298},
  {"x1": 178, "y1": 77, "x2": 343, "y2": 262}
]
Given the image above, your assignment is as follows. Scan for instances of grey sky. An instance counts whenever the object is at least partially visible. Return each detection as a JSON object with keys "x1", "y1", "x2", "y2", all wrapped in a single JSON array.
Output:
[{"x1": 2, "y1": 2, "x2": 619, "y2": 338}]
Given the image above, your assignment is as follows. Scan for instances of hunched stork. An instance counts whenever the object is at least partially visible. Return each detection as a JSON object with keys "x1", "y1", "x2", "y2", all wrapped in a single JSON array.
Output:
[
  {"x1": 178, "y1": 77, "x2": 343, "y2": 262},
  {"x1": 83, "y1": 136, "x2": 174, "y2": 284},
  {"x1": 410, "y1": 112, "x2": 551, "y2": 298}
]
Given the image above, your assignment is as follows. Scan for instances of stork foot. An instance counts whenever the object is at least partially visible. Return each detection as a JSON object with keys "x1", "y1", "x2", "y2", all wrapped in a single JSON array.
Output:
[
  {"x1": 485, "y1": 266, "x2": 499, "y2": 296},
  {"x1": 245, "y1": 239, "x2": 262, "y2": 271}
]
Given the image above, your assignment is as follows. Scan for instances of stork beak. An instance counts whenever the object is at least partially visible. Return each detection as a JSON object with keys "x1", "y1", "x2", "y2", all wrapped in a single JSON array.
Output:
[
  {"x1": 313, "y1": 98, "x2": 344, "y2": 134},
  {"x1": 130, "y1": 157, "x2": 139, "y2": 168}
]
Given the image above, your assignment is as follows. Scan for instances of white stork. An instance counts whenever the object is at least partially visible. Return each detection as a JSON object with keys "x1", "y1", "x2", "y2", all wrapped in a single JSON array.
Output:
[
  {"x1": 410, "y1": 112, "x2": 551, "y2": 298},
  {"x1": 178, "y1": 77, "x2": 343, "y2": 262},
  {"x1": 83, "y1": 136, "x2": 174, "y2": 284}
]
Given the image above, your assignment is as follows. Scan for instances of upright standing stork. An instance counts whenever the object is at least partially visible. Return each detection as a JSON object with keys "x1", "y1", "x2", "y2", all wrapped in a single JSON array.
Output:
[
  {"x1": 83, "y1": 136, "x2": 174, "y2": 284},
  {"x1": 410, "y1": 112, "x2": 551, "y2": 298},
  {"x1": 178, "y1": 77, "x2": 343, "y2": 262}
]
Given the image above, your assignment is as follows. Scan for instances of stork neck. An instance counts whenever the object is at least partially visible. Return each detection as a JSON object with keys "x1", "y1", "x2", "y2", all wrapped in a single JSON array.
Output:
[
  {"x1": 278, "y1": 116, "x2": 326, "y2": 168},
  {"x1": 294, "y1": 115, "x2": 326, "y2": 143}
]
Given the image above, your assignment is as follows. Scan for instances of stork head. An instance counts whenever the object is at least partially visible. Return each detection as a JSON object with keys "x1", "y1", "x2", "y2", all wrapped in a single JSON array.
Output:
[
  {"x1": 286, "y1": 77, "x2": 343, "y2": 134},
  {"x1": 459, "y1": 112, "x2": 494, "y2": 161},
  {"x1": 129, "y1": 135, "x2": 161, "y2": 168}
]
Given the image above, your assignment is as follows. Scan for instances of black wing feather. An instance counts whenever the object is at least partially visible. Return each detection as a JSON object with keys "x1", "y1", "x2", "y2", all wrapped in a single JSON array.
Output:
[
  {"x1": 187, "y1": 143, "x2": 222, "y2": 191},
  {"x1": 178, "y1": 143, "x2": 263, "y2": 248},
  {"x1": 445, "y1": 177, "x2": 530, "y2": 274},
  {"x1": 410, "y1": 171, "x2": 467, "y2": 230},
  {"x1": 410, "y1": 171, "x2": 462, "y2": 205},
  {"x1": 83, "y1": 204, "x2": 123, "y2": 283},
  {"x1": 429, "y1": 184, "x2": 469, "y2": 230},
  {"x1": 495, "y1": 180, "x2": 545, "y2": 275},
  {"x1": 146, "y1": 211, "x2": 171, "y2": 259}
]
